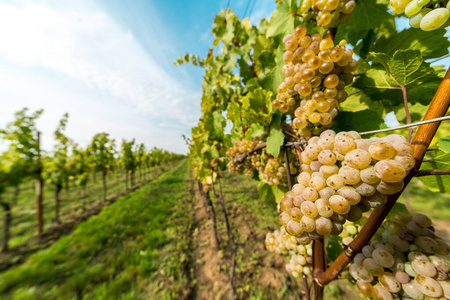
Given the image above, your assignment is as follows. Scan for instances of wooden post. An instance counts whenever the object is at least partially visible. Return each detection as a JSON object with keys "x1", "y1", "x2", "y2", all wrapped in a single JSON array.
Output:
[
  {"x1": 36, "y1": 131, "x2": 44, "y2": 237},
  {"x1": 316, "y1": 67, "x2": 450, "y2": 286}
]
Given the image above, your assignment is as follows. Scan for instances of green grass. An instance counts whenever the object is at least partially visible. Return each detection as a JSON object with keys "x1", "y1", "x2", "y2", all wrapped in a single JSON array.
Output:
[
  {"x1": 397, "y1": 178, "x2": 450, "y2": 220},
  {"x1": 0, "y1": 160, "x2": 193, "y2": 299},
  {"x1": 0, "y1": 164, "x2": 175, "y2": 250}
]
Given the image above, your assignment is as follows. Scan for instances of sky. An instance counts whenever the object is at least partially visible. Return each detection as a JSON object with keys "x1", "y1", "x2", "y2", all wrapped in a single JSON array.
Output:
[
  {"x1": 0, "y1": 0, "x2": 276, "y2": 154},
  {"x1": 0, "y1": 1, "x2": 448, "y2": 155}
]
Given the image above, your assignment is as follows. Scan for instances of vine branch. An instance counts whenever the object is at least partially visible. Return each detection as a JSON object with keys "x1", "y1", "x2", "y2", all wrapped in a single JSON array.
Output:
[
  {"x1": 316, "y1": 67, "x2": 450, "y2": 285},
  {"x1": 402, "y1": 86, "x2": 413, "y2": 142},
  {"x1": 415, "y1": 169, "x2": 450, "y2": 177}
]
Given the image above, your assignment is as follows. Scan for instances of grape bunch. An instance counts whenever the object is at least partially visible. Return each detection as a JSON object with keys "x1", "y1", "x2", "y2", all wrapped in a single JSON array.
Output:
[
  {"x1": 350, "y1": 212, "x2": 450, "y2": 299},
  {"x1": 273, "y1": 25, "x2": 358, "y2": 137},
  {"x1": 265, "y1": 227, "x2": 313, "y2": 278},
  {"x1": 226, "y1": 139, "x2": 262, "y2": 177},
  {"x1": 226, "y1": 139, "x2": 295, "y2": 184},
  {"x1": 286, "y1": 253, "x2": 313, "y2": 278},
  {"x1": 278, "y1": 130, "x2": 415, "y2": 244},
  {"x1": 261, "y1": 156, "x2": 292, "y2": 185},
  {"x1": 340, "y1": 219, "x2": 365, "y2": 246},
  {"x1": 299, "y1": 0, "x2": 356, "y2": 28},
  {"x1": 390, "y1": 0, "x2": 450, "y2": 31}
]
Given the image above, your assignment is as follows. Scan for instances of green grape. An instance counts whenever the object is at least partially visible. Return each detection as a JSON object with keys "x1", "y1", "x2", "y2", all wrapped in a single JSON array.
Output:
[
  {"x1": 402, "y1": 279, "x2": 425, "y2": 299},
  {"x1": 301, "y1": 201, "x2": 319, "y2": 218},
  {"x1": 318, "y1": 186, "x2": 336, "y2": 200},
  {"x1": 334, "y1": 137, "x2": 356, "y2": 154},
  {"x1": 415, "y1": 275, "x2": 443, "y2": 297},
  {"x1": 344, "y1": 149, "x2": 372, "y2": 169},
  {"x1": 329, "y1": 194, "x2": 351, "y2": 214},
  {"x1": 315, "y1": 217, "x2": 333, "y2": 235},
  {"x1": 393, "y1": 270, "x2": 411, "y2": 284},
  {"x1": 415, "y1": 236, "x2": 439, "y2": 254},
  {"x1": 420, "y1": 7, "x2": 450, "y2": 31},
  {"x1": 326, "y1": 174, "x2": 346, "y2": 190},
  {"x1": 315, "y1": 198, "x2": 334, "y2": 217},
  {"x1": 360, "y1": 166, "x2": 380, "y2": 184},
  {"x1": 411, "y1": 258, "x2": 437, "y2": 277},
  {"x1": 410, "y1": 8, "x2": 432, "y2": 28},
  {"x1": 300, "y1": 215, "x2": 316, "y2": 232},
  {"x1": 374, "y1": 160, "x2": 406, "y2": 183},
  {"x1": 318, "y1": 149, "x2": 337, "y2": 165},
  {"x1": 354, "y1": 181, "x2": 376, "y2": 197},
  {"x1": 412, "y1": 212, "x2": 432, "y2": 227},
  {"x1": 376, "y1": 180, "x2": 404, "y2": 195},
  {"x1": 356, "y1": 280, "x2": 374, "y2": 297},
  {"x1": 379, "y1": 272, "x2": 402, "y2": 293},
  {"x1": 337, "y1": 186, "x2": 361, "y2": 205},
  {"x1": 368, "y1": 141, "x2": 396, "y2": 160},
  {"x1": 372, "y1": 248, "x2": 395, "y2": 268},
  {"x1": 363, "y1": 257, "x2": 385, "y2": 275},
  {"x1": 404, "y1": 0, "x2": 422, "y2": 16}
]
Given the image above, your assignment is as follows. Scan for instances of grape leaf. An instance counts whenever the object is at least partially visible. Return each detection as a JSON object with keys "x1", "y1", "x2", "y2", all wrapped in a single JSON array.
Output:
[
  {"x1": 372, "y1": 28, "x2": 450, "y2": 60},
  {"x1": 335, "y1": 110, "x2": 384, "y2": 132},
  {"x1": 419, "y1": 151, "x2": 450, "y2": 193},
  {"x1": 266, "y1": 0, "x2": 295, "y2": 41},
  {"x1": 267, "y1": 128, "x2": 284, "y2": 157},
  {"x1": 335, "y1": 0, "x2": 391, "y2": 43},
  {"x1": 266, "y1": 113, "x2": 284, "y2": 157},
  {"x1": 354, "y1": 50, "x2": 441, "y2": 107},
  {"x1": 438, "y1": 137, "x2": 450, "y2": 153},
  {"x1": 395, "y1": 102, "x2": 428, "y2": 124},
  {"x1": 257, "y1": 181, "x2": 274, "y2": 203},
  {"x1": 271, "y1": 184, "x2": 288, "y2": 203},
  {"x1": 259, "y1": 46, "x2": 285, "y2": 93},
  {"x1": 245, "y1": 123, "x2": 265, "y2": 140}
]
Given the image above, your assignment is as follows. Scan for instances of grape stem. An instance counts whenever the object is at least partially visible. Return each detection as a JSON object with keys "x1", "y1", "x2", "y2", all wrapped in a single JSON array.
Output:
[
  {"x1": 209, "y1": 171, "x2": 237, "y2": 299},
  {"x1": 283, "y1": 129, "x2": 301, "y2": 141},
  {"x1": 402, "y1": 86, "x2": 414, "y2": 142},
  {"x1": 302, "y1": 275, "x2": 311, "y2": 300},
  {"x1": 415, "y1": 169, "x2": 450, "y2": 176},
  {"x1": 315, "y1": 66, "x2": 450, "y2": 286},
  {"x1": 284, "y1": 147, "x2": 293, "y2": 190}
]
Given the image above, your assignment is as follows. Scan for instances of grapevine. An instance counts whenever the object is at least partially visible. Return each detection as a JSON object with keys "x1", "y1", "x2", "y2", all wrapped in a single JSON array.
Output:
[
  {"x1": 390, "y1": 0, "x2": 450, "y2": 31},
  {"x1": 178, "y1": 0, "x2": 450, "y2": 299}
]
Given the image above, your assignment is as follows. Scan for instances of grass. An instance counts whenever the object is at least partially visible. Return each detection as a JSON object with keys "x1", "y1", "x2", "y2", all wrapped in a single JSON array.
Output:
[
  {"x1": 0, "y1": 161, "x2": 443, "y2": 299},
  {"x1": 0, "y1": 160, "x2": 194, "y2": 299},
  {"x1": 0, "y1": 163, "x2": 176, "y2": 250},
  {"x1": 217, "y1": 172, "x2": 365, "y2": 300},
  {"x1": 397, "y1": 178, "x2": 450, "y2": 220}
]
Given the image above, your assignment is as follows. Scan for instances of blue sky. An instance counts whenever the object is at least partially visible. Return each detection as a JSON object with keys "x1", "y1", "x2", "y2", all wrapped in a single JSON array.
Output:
[
  {"x1": 0, "y1": 0, "x2": 276, "y2": 154},
  {"x1": 0, "y1": 0, "x2": 448, "y2": 154}
]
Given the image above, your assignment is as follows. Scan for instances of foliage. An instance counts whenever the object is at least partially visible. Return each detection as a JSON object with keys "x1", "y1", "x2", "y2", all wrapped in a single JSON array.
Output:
[
  {"x1": 88, "y1": 133, "x2": 116, "y2": 177},
  {"x1": 178, "y1": 0, "x2": 450, "y2": 296}
]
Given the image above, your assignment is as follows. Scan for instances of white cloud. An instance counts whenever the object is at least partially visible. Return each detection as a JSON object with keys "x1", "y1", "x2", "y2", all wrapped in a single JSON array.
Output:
[{"x1": 0, "y1": 0, "x2": 201, "y2": 153}]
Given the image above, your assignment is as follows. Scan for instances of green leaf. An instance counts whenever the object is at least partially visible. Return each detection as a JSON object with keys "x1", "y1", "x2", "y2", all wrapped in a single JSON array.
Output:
[
  {"x1": 257, "y1": 181, "x2": 274, "y2": 203},
  {"x1": 372, "y1": 28, "x2": 450, "y2": 60},
  {"x1": 419, "y1": 151, "x2": 450, "y2": 193},
  {"x1": 267, "y1": 129, "x2": 284, "y2": 157},
  {"x1": 394, "y1": 102, "x2": 428, "y2": 124},
  {"x1": 335, "y1": 0, "x2": 391, "y2": 43},
  {"x1": 335, "y1": 110, "x2": 384, "y2": 132},
  {"x1": 259, "y1": 46, "x2": 285, "y2": 93},
  {"x1": 266, "y1": 113, "x2": 284, "y2": 157},
  {"x1": 438, "y1": 137, "x2": 450, "y2": 153},
  {"x1": 271, "y1": 184, "x2": 289, "y2": 203},
  {"x1": 266, "y1": 0, "x2": 295, "y2": 41},
  {"x1": 354, "y1": 50, "x2": 441, "y2": 108},
  {"x1": 245, "y1": 123, "x2": 266, "y2": 140}
]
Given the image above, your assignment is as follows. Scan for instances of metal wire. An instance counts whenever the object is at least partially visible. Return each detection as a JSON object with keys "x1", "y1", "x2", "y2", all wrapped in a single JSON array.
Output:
[{"x1": 359, "y1": 115, "x2": 450, "y2": 135}]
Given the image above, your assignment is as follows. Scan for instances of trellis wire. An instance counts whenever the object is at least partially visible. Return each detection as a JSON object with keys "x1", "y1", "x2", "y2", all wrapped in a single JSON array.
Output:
[{"x1": 359, "y1": 115, "x2": 450, "y2": 135}]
